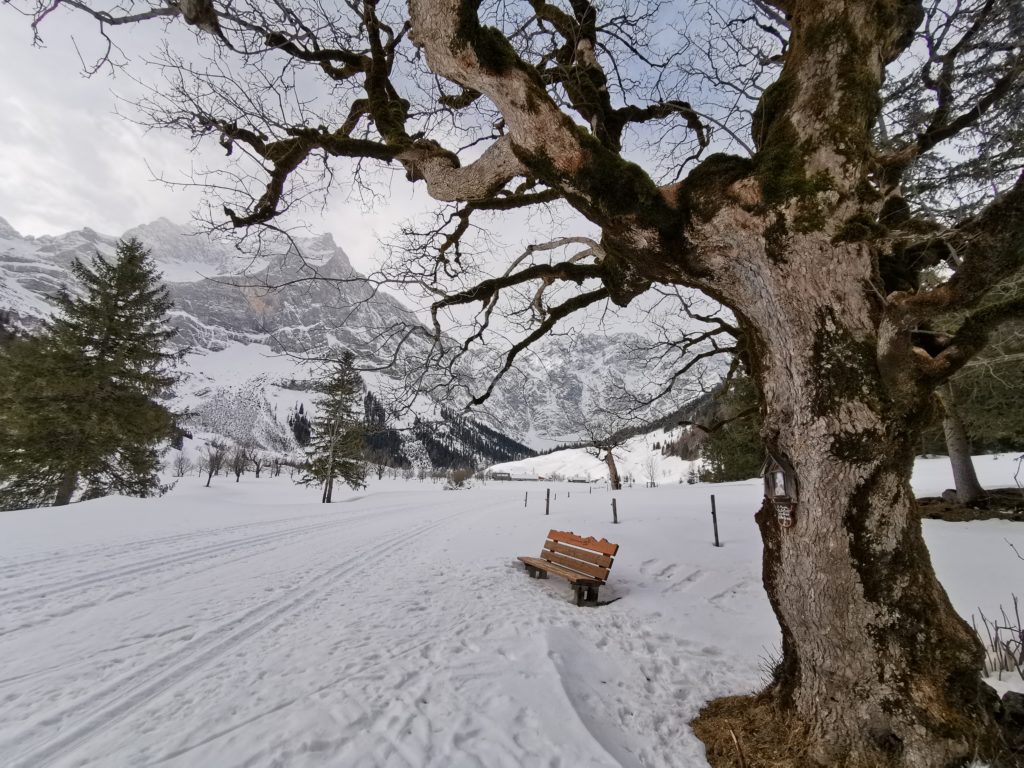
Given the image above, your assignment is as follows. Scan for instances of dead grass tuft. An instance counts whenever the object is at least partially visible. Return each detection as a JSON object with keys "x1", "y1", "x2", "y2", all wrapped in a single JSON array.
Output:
[{"x1": 691, "y1": 694, "x2": 810, "y2": 768}]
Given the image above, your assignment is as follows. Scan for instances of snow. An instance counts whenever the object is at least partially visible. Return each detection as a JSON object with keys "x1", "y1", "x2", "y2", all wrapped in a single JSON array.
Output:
[
  {"x1": 487, "y1": 429, "x2": 696, "y2": 484},
  {"x1": 0, "y1": 455, "x2": 1022, "y2": 767}
]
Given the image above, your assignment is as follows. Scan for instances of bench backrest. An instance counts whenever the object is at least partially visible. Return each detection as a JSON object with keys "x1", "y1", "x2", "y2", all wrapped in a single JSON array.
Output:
[{"x1": 540, "y1": 529, "x2": 619, "y2": 583}]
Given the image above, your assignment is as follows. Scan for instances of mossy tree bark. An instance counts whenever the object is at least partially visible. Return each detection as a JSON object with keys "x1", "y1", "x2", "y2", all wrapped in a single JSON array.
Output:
[{"x1": 722, "y1": 231, "x2": 1001, "y2": 765}]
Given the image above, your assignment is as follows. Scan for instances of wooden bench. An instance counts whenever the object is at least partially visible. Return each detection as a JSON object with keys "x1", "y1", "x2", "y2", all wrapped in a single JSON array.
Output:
[{"x1": 518, "y1": 529, "x2": 619, "y2": 605}]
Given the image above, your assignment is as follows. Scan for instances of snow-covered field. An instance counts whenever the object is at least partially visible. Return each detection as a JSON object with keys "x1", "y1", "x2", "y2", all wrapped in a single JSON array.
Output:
[{"x1": 1, "y1": 456, "x2": 1022, "y2": 767}]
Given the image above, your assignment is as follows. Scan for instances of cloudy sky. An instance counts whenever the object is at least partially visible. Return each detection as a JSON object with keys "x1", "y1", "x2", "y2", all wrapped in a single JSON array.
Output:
[{"x1": 0, "y1": 12, "x2": 435, "y2": 276}]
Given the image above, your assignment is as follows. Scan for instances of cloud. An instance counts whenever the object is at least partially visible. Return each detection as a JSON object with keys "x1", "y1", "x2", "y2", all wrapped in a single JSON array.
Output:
[{"x1": 0, "y1": 12, "x2": 588, "y2": 283}]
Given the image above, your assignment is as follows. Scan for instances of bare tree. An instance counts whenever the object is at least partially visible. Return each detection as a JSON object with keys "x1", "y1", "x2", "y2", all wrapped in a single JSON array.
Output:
[
  {"x1": 15, "y1": 0, "x2": 1024, "y2": 761},
  {"x1": 561, "y1": 400, "x2": 632, "y2": 490},
  {"x1": 250, "y1": 449, "x2": 266, "y2": 478},
  {"x1": 171, "y1": 452, "x2": 193, "y2": 478},
  {"x1": 642, "y1": 449, "x2": 660, "y2": 488},
  {"x1": 201, "y1": 441, "x2": 228, "y2": 488},
  {"x1": 230, "y1": 445, "x2": 249, "y2": 482}
]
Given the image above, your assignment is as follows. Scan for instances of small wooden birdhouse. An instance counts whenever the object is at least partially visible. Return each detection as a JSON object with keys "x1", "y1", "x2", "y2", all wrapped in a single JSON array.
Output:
[{"x1": 762, "y1": 453, "x2": 798, "y2": 528}]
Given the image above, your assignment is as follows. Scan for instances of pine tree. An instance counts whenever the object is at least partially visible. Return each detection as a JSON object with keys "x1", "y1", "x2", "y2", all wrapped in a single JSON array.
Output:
[
  {"x1": 299, "y1": 351, "x2": 366, "y2": 502},
  {"x1": 699, "y1": 374, "x2": 764, "y2": 483},
  {"x1": 287, "y1": 403, "x2": 312, "y2": 446},
  {"x1": 0, "y1": 238, "x2": 179, "y2": 509}
]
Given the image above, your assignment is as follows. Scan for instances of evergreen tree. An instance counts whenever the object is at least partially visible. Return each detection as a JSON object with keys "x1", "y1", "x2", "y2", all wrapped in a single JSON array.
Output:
[
  {"x1": 287, "y1": 403, "x2": 312, "y2": 446},
  {"x1": 0, "y1": 310, "x2": 17, "y2": 345},
  {"x1": 699, "y1": 374, "x2": 764, "y2": 483},
  {"x1": 0, "y1": 238, "x2": 179, "y2": 509},
  {"x1": 299, "y1": 351, "x2": 366, "y2": 502}
]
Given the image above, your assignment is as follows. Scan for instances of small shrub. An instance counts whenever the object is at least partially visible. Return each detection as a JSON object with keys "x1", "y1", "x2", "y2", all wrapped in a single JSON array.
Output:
[
  {"x1": 973, "y1": 595, "x2": 1024, "y2": 682},
  {"x1": 444, "y1": 467, "x2": 473, "y2": 490}
]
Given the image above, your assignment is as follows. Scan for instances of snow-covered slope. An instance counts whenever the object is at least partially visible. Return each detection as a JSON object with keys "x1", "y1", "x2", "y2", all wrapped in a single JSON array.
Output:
[
  {"x1": 0, "y1": 455, "x2": 1019, "y2": 767},
  {"x1": 487, "y1": 425, "x2": 698, "y2": 484},
  {"x1": 0, "y1": 216, "x2": 673, "y2": 454}
]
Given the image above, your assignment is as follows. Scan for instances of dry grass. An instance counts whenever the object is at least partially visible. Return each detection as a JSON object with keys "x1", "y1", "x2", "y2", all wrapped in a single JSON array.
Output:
[
  {"x1": 692, "y1": 693, "x2": 1017, "y2": 768},
  {"x1": 691, "y1": 694, "x2": 810, "y2": 768},
  {"x1": 917, "y1": 488, "x2": 1024, "y2": 522}
]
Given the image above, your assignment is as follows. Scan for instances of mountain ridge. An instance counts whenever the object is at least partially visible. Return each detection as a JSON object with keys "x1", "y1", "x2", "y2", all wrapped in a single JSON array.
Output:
[{"x1": 0, "y1": 217, "x2": 690, "y2": 458}]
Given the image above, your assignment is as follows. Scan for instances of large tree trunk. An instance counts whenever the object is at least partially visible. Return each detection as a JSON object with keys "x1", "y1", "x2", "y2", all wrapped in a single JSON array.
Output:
[
  {"x1": 694, "y1": 231, "x2": 1006, "y2": 766},
  {"x1": 937, "y1": 383, "x2": 987, "y2": 506},
  {"x1": 52, "y1": 469, "x2": 77, "y2": 506},
  {"x1": 602, "y1": 450, "x2": 621, "y2": 490}
]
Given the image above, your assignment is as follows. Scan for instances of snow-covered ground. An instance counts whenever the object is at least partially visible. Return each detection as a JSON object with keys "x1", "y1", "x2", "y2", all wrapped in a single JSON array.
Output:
[{"x1": 1, "y1": 455, "x2": 1022, "y2": 767}]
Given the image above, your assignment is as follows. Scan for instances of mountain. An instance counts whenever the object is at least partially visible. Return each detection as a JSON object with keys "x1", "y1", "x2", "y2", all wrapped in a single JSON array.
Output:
[{"x1": 0, "y1": 216, "x2": 689, "y2": 464}]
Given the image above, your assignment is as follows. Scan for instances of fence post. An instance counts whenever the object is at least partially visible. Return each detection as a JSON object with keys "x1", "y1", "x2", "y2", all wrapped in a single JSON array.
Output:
[
  {"x1": 524, "y1": 491, "x2": 528, "y2": 508},
  {"x1": 711, "y1": 494, "x2": 721, "y2": 547},
  {"x1": 612, "y1": 498, "x2": 618, "y2": 524},
  {"x1": 546, "y1": 487, "x2": 550, "y2": 515}
]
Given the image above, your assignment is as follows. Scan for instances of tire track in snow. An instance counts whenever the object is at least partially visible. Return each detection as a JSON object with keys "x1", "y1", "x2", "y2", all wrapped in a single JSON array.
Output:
[{"x1": 4, "y1": 510, "x2": 462, "y2": 768}]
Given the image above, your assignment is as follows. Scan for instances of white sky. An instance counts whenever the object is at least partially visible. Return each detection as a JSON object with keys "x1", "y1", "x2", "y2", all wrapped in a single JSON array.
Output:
[
  {"x1": 0, "y1": 12, "x2": 433, "y2": 276},
  {"x1": 0, "y1": 6, "x2": 724, "y2": 350}
]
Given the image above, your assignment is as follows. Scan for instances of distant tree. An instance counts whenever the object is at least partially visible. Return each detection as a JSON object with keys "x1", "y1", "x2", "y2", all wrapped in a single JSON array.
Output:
[
  {"x1": 0, "y1": 310, "x2": 17, "y2": 345},
  {"x1": 560, "y1": 399, "x2": 632, "y2": 491},
  {"x1": 687, "y1": 464, "x2": 699, "y2": 485},
  {"x1": 201, "y1": 441, "x2": 228, "y2": 488},
  {"x1": 936, "y1": 383, "x2": 987, "y2": 505},
  {"x1": 230, "y1": 445, "x2": 249, "y2": 482},
  {"x1": 0, "y1": 238, "x2": 179, "y2": 509},
  {"x1": 172, "y1": 453, "x2": 194, "y2": 478},
  {"x1": 287, "y1": 403, "x2": 312, "y2": 446},
  {"x1": 643, "y1": 449, "x2": 660, "y2": 488},
  {"x1": 251, "y1": 450, "x2": 266, "y2": 478},
  {"x1": 299, "y1": 351, "x2": 366, "y2": 502},
  {"x1": 926, "y1": 275, "x2": 1024, "y2": 502}
]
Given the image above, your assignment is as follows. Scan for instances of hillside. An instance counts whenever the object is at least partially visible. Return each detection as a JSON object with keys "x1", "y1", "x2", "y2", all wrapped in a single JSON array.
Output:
[{"x1": 0, "y1": 216, "x2": 694, "y2": 465}]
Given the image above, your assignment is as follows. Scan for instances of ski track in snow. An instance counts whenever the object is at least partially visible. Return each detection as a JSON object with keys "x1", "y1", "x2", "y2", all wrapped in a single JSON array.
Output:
[
  {"x1": 1, "y1": 459, "x2": 1022, "y2": 768},
  {"x1": 5, "y1": 512, "x2": 460, "y2": 768},
  {"x1": 0, "y1": 503, "x2": 417, "y2": 637}
]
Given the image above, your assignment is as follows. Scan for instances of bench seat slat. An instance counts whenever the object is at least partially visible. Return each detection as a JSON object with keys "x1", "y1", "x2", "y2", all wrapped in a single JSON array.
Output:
[
  {"x1": 541, "y1": 549, "x2": 610, "y2": 581},
  {"x1": 517, "y1": 556, "x2": 603, "y2": 585},
  {"x1": 543, "y1": 540, "x2": 613, "y2": 568}
]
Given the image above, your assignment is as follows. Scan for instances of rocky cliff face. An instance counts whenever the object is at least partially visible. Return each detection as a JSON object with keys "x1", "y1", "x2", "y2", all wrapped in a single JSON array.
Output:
[{"x1": 0, "y1": 216, "x2": 675, "y2": 453}]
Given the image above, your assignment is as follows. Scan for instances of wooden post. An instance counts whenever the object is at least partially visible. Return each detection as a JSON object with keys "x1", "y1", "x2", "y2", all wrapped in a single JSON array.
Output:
[
  {"x1": 711, "y1": 494, "x2": 721, "y2": 547},
  {"x1": 546, "y1": 487, "x2": 550, "y2": 515},
  {"x1": 612, "y1": 498, "x2": 618, "y2": 524},
  {"x1": 524, "y1": 491, "x2": 528, "y2": 508}
]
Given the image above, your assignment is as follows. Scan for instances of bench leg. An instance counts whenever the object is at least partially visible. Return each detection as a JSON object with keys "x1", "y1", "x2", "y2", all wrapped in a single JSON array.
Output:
[{"x1": 586, "y1": 586, "x2": 599, "y2": 603}]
